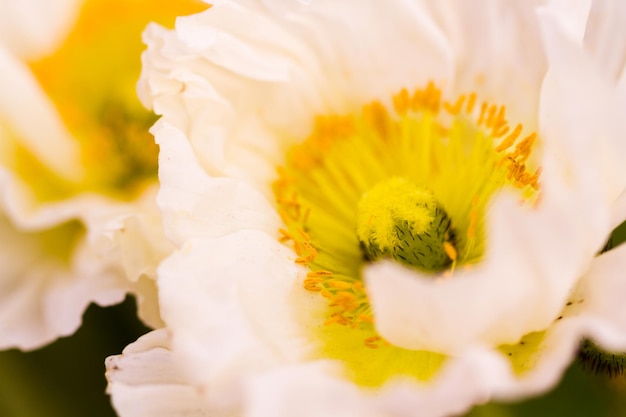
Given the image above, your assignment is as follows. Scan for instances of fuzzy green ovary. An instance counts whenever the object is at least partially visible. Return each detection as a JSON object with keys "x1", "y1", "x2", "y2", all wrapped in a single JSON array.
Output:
[{"x1": 356, "y1": 177, "x2": 455, "y2": 272}]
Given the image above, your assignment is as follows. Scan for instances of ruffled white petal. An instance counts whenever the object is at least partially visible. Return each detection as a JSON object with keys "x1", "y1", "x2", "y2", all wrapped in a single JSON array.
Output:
[
  {"x1": 0, "y1": 163, "x2": 167, "y2": 347},
  {"x1": 106, "y1": 329, "x2": 229, "y2": 417},
  {"x1": 154, "y1": 120, "x2": 281, "y2": 247},
  {"x1": 96, "y1": 186, "x2": 171, "y2": 329},
  {"x1": 0, "y1": 220, "x2": 126, "y2": 349},
  {"x1": 157, "y1": 230, "x2": 307, "y2": 400},
  {"x1": 101, "y1": 189, "x2": 170, "y2": 277}
]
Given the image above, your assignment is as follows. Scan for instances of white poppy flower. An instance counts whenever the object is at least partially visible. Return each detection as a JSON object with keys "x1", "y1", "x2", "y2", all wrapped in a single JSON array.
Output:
[
  {"x1": 108, "y1": 0, "x2": 626, "y2": 416},
  {"x1": 0, "y1": 0, "x2": 207, "y2": 350}
]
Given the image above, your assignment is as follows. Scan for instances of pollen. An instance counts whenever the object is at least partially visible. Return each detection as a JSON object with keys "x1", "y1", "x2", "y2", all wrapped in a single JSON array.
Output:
[{"x1": 356, "y1": 177, "x2": 456, "y2": 272}]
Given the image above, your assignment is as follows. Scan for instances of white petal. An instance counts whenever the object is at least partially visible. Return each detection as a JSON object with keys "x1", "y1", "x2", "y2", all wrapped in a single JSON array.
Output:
[
  {"x1": 140, "y1": 0, "x2": 453, "y2": 186},
  {"x1": 100, "y1": 186, "x2": 173, "y2": 283},
  {"x1": 243, "y1": 351, "x2": 513, "y2": 417},
  {"x1": 537, "y1": 0, "x2": 591, "y2": 42},
  {"x1": 0, "y1": 0, "x2": 81, "y2": 60},
  {"x1": 539, "y1": 0, "x2": 626, "y2": 208},
  {"x1": 106, "y1": 329, "x2": 228, "y2": 417},
  {"x1": 569, "y1": 244, "x2": 626, "y2": 345},
  {"x1": 610, "y1": 191, "x2": 626, "y2": 229},
  {"x1": 0, "y1": 170, "x2": 168, "y2": 347},
  {"x1": 485, "y1": 245, "x2": 626, "y2": 400},
  {"x1": 0, "y1": 208, "x2": 127, "y2": 349},
  {"x1": 157, "y1": 231, "x2": 300, "y2": 399},
  {"x1": 429, "y1": 0, "x2": 548, "y2": 128},
  {"x1": 154, "y1": 120, "x2": 282, "y2": 247},
  {"x1": 243, "y1": 362, "x2": 381, "y2": 417},
  {"x1": 96, "y1": 187, "x2": 172, "y2": 329},
  {"x1": 584, "y1": 0, "x2": 626, "y2": 87},
  {"x1": 236, "y1": 241, "x2": 322, "y2": 363}
]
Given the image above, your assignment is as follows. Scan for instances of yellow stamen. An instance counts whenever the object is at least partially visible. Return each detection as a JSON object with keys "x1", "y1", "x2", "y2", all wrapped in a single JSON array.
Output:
[
  {"x1": 466, "y1": 92, "x2": 477, "y2": 114},
  {"x1": 443, "y1": 241, "x2": 457, "y2": 262},
  {"x1": 365, "y1": 336, "x2": 382, "y2": 349},
  {"x1": 443, "y1": 95, "x2": 466, "y2": 115}
]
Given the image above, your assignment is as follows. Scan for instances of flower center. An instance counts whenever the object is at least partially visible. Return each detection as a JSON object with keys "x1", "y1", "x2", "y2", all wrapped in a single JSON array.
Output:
[
  {"x1": 356, "y1": 177, "x2": 456, "y2": 272},
  {"x1": 273, "y1": 82, "x2": 541, "y2": 386}
]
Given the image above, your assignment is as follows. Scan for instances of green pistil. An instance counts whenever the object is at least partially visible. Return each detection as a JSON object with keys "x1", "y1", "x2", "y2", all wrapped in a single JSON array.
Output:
[{"x1": 356, "y1": 177, "x2": 456, "y2": 272}]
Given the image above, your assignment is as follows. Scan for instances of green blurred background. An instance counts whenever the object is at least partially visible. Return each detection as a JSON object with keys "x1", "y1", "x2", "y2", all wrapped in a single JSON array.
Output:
[
  {"x1": 1, "y1": 221, "x2": 626, "y2": 417},
  {"x1": 0, "y1": 298, "x2": 148, "y2": 417}
]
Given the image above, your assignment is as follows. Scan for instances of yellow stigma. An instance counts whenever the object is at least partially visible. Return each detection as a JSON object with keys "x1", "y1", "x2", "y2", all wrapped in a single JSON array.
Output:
[
  {"x1": 356, "y1": 178, "x2": 455, "y2": 272},
  {"x1": 273, "y1": 82, "x2": 541, "y2": 386}
]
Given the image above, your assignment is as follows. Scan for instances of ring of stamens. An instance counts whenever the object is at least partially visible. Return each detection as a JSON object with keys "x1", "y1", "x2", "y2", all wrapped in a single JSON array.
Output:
[{"x1": 275, "y1": 83, "x2": 540, "y2": 346}]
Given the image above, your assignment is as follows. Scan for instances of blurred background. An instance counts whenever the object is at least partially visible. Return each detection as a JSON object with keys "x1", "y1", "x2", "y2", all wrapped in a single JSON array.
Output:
[
  {"x1": 0, "y1": 222, "x2": 624, "y2": 417},
  {"x1": 0, "y1": 297, "x2": 147, "y2": 417}
]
